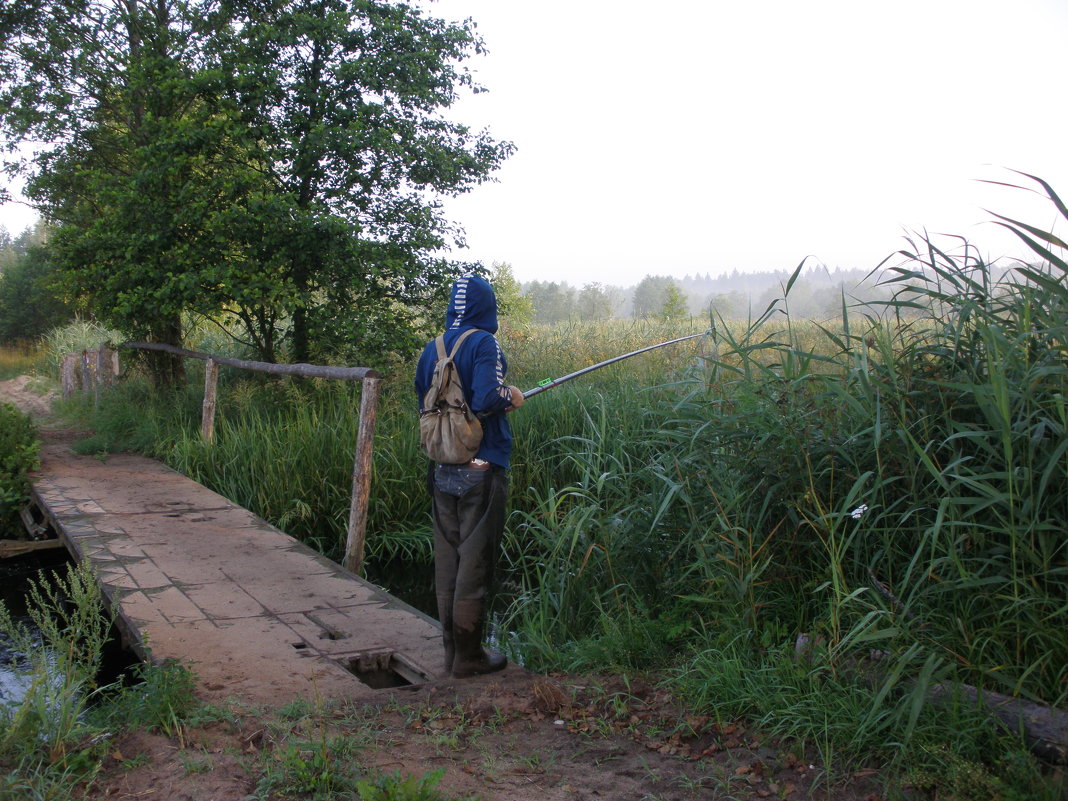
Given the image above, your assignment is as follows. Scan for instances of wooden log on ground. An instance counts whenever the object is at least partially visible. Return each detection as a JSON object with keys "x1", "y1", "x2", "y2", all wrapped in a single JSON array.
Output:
[{"x1": 930, "y1": 682, "x2": 1068, "y2": 764}]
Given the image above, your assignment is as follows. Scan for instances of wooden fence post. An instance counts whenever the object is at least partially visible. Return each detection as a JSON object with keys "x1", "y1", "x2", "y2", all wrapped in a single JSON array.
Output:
[
  {"x1": 97, "y1": 342, "x2": 118, "y2": 388},
  {"x1": 61, "y1": 353, "x2": 78, "y2": 398},
  {"x1": 80, "y1": 349, "x2": 91, "y2": 398},
  {"x1": 94, "y1": 344, "x2": 107, "y2": 406},
  {"x1": 343, "y1": 376, "x2": 381, "y2": 575},
  {"x1": 201, "y1": 358, "x2": 219, "y2": 443}
]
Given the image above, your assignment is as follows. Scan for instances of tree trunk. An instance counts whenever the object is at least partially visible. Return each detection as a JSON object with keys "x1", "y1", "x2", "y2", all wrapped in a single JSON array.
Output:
[{"x1": 147, "y1": 314, "x2": 185, "y2": 388}]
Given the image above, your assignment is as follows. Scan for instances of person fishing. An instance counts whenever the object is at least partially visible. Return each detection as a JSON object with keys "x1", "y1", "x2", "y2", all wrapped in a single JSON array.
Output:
[{"x1": 415, "y1": 274, "x2": 524, "y2": 678}]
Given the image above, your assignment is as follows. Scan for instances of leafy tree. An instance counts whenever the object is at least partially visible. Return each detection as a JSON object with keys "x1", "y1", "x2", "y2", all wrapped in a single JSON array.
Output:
[
  {"x1": 576, "y1": 282, "x2": 620, "y2": 320},
  {"x1": 524, "y1": 280, "x2": 576, "y2": 323},
  {"x1": 706, "y1": 290, "x2": 750, "y2": 319},
  {"x1": 0, "y1": 224, "x2": 74, "y2": 343},
  {"x1": 490, "y1": 262, "x2": 533, "y2": 327},
  {"x1": 659, "y1": 283, "x2": 689, "y2": 320},
  {"x1": 631, "y1": 275, "x2": 678, "y2": 319},
  {"x1": 1, "y1": 0, "x2": 512, "y2": 376},
  {"x1": 0, "y1": 227, "x2": 13, "y2": 278},
  {"x1": 203, "y1": 0, "x2": 513, "y2": 363},
  {"x1": 1, "y1": 0, "x2": 244, "y2": 383}
]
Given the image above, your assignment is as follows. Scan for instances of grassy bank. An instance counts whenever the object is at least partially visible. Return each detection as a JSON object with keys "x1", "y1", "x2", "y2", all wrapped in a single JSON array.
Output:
[
  {"x1": 0, "y1": 402, "x2": 39, "y2": 536},
  {"x1": 0, "y1": 347, "x2": 37, "y2": 382},
  {"x1": 0, "y1": 561, "x2": 487, "y2": 801},
  {"x1": 48, "y1": 184, "x2": 1068, "y2": 797},
  {"x1": 0, "y1": 560, "x2": 197, "y2": 799}
]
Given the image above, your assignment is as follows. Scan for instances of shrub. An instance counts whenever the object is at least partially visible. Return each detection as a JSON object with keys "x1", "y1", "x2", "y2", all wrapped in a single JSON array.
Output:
[{"x1": 0, "y1": 402, "x2": 39, "y2": 533}]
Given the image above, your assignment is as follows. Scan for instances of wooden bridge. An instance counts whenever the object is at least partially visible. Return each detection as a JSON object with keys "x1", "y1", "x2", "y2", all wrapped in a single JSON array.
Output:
[
  {"x1": 20, "y1": 433, "x2": 446, "y2": 703},
  {"x1": 6, "y1": 344, "x2": 460, "y2": 703}
]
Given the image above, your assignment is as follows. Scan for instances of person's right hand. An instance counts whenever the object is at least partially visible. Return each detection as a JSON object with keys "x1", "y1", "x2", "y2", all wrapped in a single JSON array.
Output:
[{"x1": 506, "y1": 386, "x2": 525, "y2": 411}]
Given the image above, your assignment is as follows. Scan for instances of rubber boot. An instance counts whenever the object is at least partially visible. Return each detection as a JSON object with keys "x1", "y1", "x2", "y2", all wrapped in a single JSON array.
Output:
[
  {"x1": 442, "y1": 629, "x2": 455, "y2": 675},
  {"x1": 436, "y1": 589, "x2": 458, "y2": 675},
  {"x1": 451, "y1": 599, "x2": 506, "y2": 678}
]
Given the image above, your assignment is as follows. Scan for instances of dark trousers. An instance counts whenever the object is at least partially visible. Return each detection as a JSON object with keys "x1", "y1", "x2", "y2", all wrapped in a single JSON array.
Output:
[{"x1": 431, "y1": 466, "x2": 508, "y2": 661}]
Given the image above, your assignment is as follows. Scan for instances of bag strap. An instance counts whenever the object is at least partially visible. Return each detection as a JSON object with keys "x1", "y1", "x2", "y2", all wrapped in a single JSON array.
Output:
[{"x1": 446, "y1": 328, "x2": 478, "y2": 360}]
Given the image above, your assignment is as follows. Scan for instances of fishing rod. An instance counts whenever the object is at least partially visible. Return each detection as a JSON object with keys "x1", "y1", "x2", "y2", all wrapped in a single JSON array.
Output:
[{"x1": 520, "y1": 329, "x2": 711, "y2": 400}]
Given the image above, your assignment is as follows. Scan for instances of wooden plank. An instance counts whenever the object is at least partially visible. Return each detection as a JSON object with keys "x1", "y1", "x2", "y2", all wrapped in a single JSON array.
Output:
[
  {"x1": 0, "y1": 538, "x2": 65, "y2": 559},
  {"x1": 31, "y1": 444, "x2": 445, "y2": 701}
]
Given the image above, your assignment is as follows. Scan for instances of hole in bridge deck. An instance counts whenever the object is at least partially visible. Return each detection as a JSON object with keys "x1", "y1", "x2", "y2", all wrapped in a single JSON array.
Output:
[{"x1": 339, "y1": 652, "x2": 429, "y2": 690}]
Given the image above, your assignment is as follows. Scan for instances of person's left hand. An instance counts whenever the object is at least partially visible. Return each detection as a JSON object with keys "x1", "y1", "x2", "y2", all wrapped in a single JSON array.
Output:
[{"x1": 505, "y1": 386, "x2": 525, "y2": 411}]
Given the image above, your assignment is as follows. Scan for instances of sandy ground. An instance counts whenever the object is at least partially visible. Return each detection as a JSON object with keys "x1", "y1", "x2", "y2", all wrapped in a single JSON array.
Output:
[{"x1": 0, "y1": 375, "x2": 56, "y2": 419}]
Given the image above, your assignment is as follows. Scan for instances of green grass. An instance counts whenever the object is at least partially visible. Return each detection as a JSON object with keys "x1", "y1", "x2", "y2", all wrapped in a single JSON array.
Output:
[
  {"x1": 0, "y1": 403, "x2": 39, "y2": 533},
  {"x1": 0, "y1": 561, "x2": 198, "y2": 798},
  {"x1": 37, "y1": 319, "x2": 122, "y2": 379},
  {"x1": 41, "y1": 176, "x2": 1068, "y2": 798},
  {"x1": 0, "y1": 347, "x2": 37, "y2": 381},
  {"x1": 0, "y1": 561, "x2": 474, "y2": 801}
]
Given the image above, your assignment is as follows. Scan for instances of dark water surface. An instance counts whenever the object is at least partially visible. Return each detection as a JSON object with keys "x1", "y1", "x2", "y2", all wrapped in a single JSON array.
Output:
[
  {"x1": 364, "y1": 557, "x2": 437, "y2": 617},
  {"x1": 0, "y1": 550, "x2": 71, "y2": 708},
  {"x1": 365, "y1": 556, "x2": 520, "y2": 660},
  {"x1": 1, "y1": 549, "x2": 138, "y2": 709}
]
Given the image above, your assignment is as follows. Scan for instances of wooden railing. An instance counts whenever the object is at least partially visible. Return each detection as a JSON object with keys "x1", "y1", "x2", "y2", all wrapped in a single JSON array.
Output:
[{"x1": 64, "y1": 341, "x2": 382, "y2": 576}]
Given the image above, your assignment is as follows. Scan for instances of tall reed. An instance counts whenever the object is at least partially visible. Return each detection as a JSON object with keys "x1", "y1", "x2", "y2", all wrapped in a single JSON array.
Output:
[{"x1": 53, "y1": 179, "x2": 1066, "y2": 793}]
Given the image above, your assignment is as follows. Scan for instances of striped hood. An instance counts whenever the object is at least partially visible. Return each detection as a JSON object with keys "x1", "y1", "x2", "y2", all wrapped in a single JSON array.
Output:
[{"x1": 446, "y1": 275, "x2": 499, "y2": 334}]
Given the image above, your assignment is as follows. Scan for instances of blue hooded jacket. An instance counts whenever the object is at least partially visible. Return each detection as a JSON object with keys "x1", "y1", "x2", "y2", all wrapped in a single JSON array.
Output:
[{"x1": 415, "y1": 275, "x2": 515, "y2": 468}]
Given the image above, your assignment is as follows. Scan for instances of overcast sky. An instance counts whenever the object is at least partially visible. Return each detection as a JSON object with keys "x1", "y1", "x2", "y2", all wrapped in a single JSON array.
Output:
[
  {"x1": 426, "y1": 0, "x2": 1068, "y2": 285},
  {"x1": 3, "y1": 0, "x2": 1066, "y2": 288}
]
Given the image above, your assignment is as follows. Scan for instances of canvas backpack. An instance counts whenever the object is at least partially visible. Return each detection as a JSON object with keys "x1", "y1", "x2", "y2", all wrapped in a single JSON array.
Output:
[{"x1": 419, "y1": 329, "x2": 483, "y2": 464}]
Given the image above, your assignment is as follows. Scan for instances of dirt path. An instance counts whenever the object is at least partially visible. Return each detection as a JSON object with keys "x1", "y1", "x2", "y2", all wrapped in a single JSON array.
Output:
[
  {"x1": 0, "y1": 375, "x2": 56, "y2": 419},
  {"x1": 91, "y1": 672, "x2": 883, "y2": 801}
]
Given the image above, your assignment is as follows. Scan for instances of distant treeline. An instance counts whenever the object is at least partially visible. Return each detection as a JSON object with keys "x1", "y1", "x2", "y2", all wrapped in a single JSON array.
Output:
[{"x1": 520, "y1": 265, "x2": 899, "y2": 323}]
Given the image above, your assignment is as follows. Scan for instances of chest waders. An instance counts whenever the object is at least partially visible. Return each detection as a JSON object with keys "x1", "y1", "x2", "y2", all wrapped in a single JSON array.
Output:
[{"x1": 432, "y1": 465, "x2": 509, "y2": 677}]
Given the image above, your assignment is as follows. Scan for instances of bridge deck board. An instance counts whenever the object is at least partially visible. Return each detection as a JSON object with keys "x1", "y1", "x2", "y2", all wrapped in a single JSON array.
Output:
[{"x1": 30, "y1": 442, "x2": 445, "y2": 702}]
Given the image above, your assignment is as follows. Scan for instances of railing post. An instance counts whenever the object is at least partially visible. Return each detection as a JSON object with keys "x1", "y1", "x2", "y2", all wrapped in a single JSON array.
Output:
[
  {"x1": 80, "y1": 349, "x2": 92, "y2": 398},
  {"x1": 343, "y1": 376, "x2": 381, "y2": 575},
  {"x1": 201, "y1": 358, "x2": 219, "y2": 443},
  {"x1": 97, "y1": 342, "x2": 118, "y2": 388},
  {"x1": 94, "y1": 343, "x2": 107, "y2": 406},
  {"x1": 62, "y1": 353, "x2": 78, "y2": 398}
]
